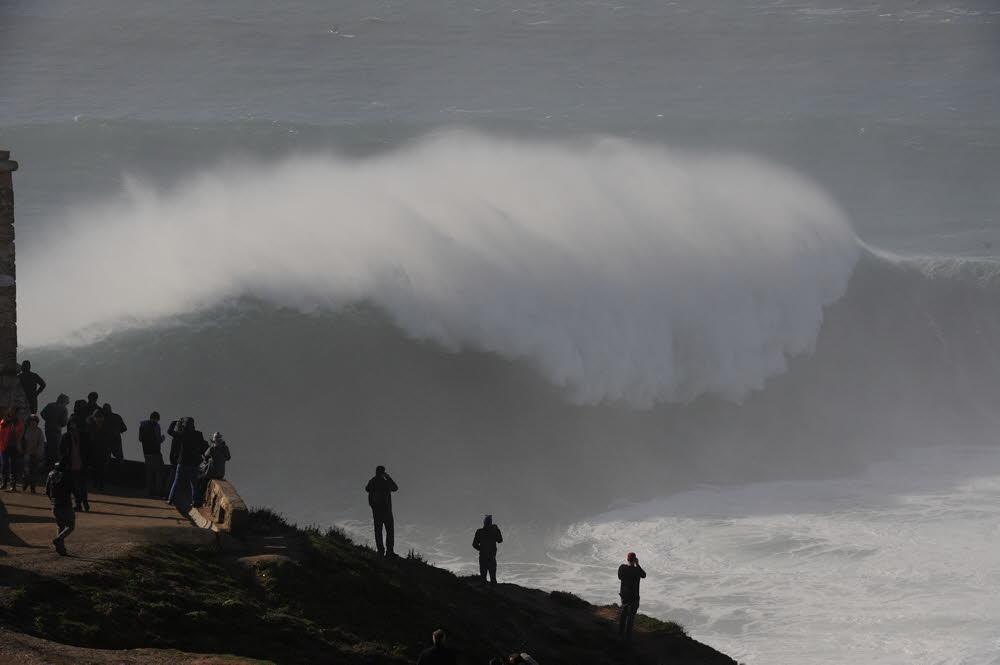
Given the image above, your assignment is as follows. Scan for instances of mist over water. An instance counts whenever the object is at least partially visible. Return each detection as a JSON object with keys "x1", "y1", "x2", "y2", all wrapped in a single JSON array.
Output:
[{"x1": 4, "y1": 0, "x2": 1000, "y2": 662}]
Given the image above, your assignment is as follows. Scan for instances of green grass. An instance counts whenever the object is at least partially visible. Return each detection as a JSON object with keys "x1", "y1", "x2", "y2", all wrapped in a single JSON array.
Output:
[
  {"x1": 1, "y1": 513, "x2": 726, "y2": 665},
  {"x1": 634, "y1": 613, "x2": 687, "y2": 637},
  {"x1": 549, "y1": 590, "x2": 590, "y2": 610}
]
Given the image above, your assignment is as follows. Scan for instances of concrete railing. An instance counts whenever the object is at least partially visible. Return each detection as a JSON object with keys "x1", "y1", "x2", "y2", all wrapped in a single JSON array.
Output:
[
  {"x1": 192, "y1": 479, "x2": 248, "y2": 536},
  {"x1": 107, "y1": 459, "x2": 148, "y2": 489}
]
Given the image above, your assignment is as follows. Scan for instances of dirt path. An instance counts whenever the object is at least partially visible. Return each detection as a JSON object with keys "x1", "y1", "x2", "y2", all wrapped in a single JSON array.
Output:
[
  {"x1": 0, "y1": 629, "x2": 269, "y2": 665},
  {"x1": 0, "y1": 485, "x2": 235, "y2": 664},
  {"x1": 0, "y1": 486, "x2": 213, "y2": 577}
]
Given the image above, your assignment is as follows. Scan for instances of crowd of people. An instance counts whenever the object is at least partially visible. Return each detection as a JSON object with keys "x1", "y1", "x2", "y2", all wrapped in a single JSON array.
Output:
[
  {"x1": 5, "y1": 361, "x2": 643, "y2": 658},
  {"x1": 0, "y1": 361, "x2": 233, "y2": 557}
]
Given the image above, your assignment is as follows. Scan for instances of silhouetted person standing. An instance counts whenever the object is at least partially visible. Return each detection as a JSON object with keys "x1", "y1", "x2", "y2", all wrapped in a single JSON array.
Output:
[
  {"x1": 472, "y1": 514, "x2": 503, "y2": 585},
  {"x1": 60, "y1": 418, "x2": 89, "y2": 512},
  {"x1": 86, "y1": 409, "x2": 113, "y2": 491},
  {"x1": 139, "y1": 411, "x2": 166, "y2": 496},
  {"x1": 365, "y1": 465, "x2": 398, "y2": 558},
  {"x1": 102, "y1": 403, "x2": 127, "y2": 462},
  {"x1": 617, "y1": 552, "x2": 646, "y2": 640},
  {"x1": 40, "y1": 394, "x2": 70, "y2": 466},
  {"x1": 84, "y1": 392, "x2": 100, "y2": 426},
  {"x1": 166, "y1": 417, "x2": 208, "y2": 507},
  {"x1": 71, "y1": 400, "x2": 90, "y2": 426},
  {"x1": 17, "y1": 361, "x2": 46, "y2": 415},
  {"x1": 416, "y1": 629, "x2": 457, "y2": 665}
]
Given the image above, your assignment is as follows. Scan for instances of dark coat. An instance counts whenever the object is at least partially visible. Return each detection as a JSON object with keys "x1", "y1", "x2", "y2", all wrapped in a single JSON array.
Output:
[
  {"x1": 473, "y1": 524, "x2": 504, "y2": 558},
  {"x1": 139, "y1": 419, "x2": 164, "y2": 456},
  {"x1": 618, "y1": 563, "x2": 646, "y2": 601},
  {"x1": 168, "y1": 422, "x2": 208, "y2": 467},
  {"x1": 201, "y1": 442, "x2": 231, "y2": 480},
  {"x1": 59, "y1": 431, "x2": 90, "y2": 468},
  {"x1": 40, "y1": 402, "x2": 69, "y2": 431},
  {"x1": 416, "y1": 645, "x2": 457, "y2": 665},
  {"x1": 86, "y1": 419, "x2": 116, "y2": 462},
  {"x1": 45, "y1": 467, "x2": 74, "y2": 508},
  {"x1": 365, "y1": 474, "x2": 398, "y2": 516},
  {"x1": 18, "y1": 370, "x2": 45, "y2": 402},
  {"x1": 104, "y1": 410, "x2": 127, "y2": 444}
]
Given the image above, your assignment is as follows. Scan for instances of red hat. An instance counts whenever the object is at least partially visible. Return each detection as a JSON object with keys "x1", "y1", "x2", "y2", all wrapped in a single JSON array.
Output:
[{"x1": 626, "y1": 552, "x2": 636, "y2": 561}]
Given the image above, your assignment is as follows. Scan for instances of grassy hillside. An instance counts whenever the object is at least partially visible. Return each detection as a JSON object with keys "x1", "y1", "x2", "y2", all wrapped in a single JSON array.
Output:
[{"x1": 1, "y1": 509, "x2": 736, "y2": 665}]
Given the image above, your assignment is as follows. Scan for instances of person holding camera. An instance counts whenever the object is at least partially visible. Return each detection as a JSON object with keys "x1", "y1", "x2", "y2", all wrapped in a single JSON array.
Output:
[
  {"x1": 617, "y1": 551, "x2": 646, "y2": 640},
  {"x1": 365, "y1": 465, "x2": 398, "y2": 558},
  {"x1": 472, "y1": 514, "x2": 504, "y2": 585}
]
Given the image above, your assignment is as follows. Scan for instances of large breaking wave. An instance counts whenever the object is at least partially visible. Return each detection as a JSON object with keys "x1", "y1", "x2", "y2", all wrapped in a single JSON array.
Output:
[
  {"x1": 23, "y1": 131, "x2": 1000, "y2": 522},
  {"x1": 19, "y1": 131, "x2": 859, "y2": 406}
]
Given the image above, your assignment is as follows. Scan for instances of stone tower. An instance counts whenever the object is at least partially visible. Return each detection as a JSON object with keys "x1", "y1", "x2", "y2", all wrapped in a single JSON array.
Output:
[{"x1": 0, "y1": 150, "x2": 27, "y2": 412}]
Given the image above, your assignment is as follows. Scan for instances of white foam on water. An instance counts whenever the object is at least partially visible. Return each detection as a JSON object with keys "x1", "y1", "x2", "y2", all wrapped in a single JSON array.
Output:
[{"x1": 506, "y1": 445, "x2": 1000, "y2": 664}]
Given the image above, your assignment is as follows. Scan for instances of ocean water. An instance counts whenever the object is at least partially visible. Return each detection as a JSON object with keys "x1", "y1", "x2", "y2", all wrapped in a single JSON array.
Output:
[
  {"x1": 356, "y1": 444, "x2": 1000, "y2": 664},
  {"x1": 3, "y1": 1, "x2": 1000, "y2": 663}
]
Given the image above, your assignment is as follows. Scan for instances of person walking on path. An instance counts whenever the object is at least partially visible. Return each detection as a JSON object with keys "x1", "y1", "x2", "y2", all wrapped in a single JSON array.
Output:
[
  {"x1": 472, "y1": 514, "x2": 504, "y2": 585},
  {"x1": 139, "y1": 412, "x2": 166, "y2": 496},
  {"x1": 17, "y1": 361, "x2": 46, "y2": 415},
  {"x1": 194, "y1": 431, "x2": 231, "y2": 507},
  {"x1": 166, "y1": 417, "x2": 208, "y2": 507},
  {"x1": 20, "y1": 414, "x2": 45, "y2": 493},
  {"x1": 416, "y1": 629, "x2": 457, "y2": 665},
  {"x1": 102, "y1": 403, "x2": 128, "y2": 463},
  {"x1": 45, "y1": 460, "x2": 75, "y2": 556},
  {"x1": 617, "y1": 552, "x2": 646, "y2": 640},
  {"x1": 40, "y1": 394, "x2": 69, "y2": 467},
  {"x1": 365, "y1": 465, "x2": 398, "y2": 558},
  {"x1": 0, "y1": 408, "x2": 24, "y2": 491},
  {"x1": 60, "y1": 418, "x2": 90, "y2": 512}
]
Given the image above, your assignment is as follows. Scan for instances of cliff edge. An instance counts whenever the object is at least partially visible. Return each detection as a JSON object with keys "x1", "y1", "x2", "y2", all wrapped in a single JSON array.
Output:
[{"x1": 0, "y1": 489, "x2": 737, "y2": 665}]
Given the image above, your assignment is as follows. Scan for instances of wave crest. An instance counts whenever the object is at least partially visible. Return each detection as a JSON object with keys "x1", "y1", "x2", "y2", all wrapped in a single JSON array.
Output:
[{"x1": 21, "y1": 132, "x2": 859, "y2": 405}]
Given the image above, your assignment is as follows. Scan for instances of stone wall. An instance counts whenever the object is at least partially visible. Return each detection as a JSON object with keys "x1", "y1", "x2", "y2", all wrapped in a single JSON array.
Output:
[
  {"x1": 192, "y1": 479, "x2": 249, "y2": 536},
  {"x1": 0, "y1": 151, "x2": 26, "y2": 413}
]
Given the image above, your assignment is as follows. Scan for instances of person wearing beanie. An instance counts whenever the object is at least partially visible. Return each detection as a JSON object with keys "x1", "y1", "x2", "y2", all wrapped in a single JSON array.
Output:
[
  {"x1": 617, "y1": 552, "x2": 646, "y2": 639},
  {"x1": 194, "y1": 431, "x2": 232, "y2": 508},
  {"x1": 365, "y1": 465, "x2": 398, "y2": 557},
  {"x1": 472, "y1": 514, "x2": 504, "y2": 585},
  {"x1": 416, "y1": 628, "x2": 456, "y2": 664}
]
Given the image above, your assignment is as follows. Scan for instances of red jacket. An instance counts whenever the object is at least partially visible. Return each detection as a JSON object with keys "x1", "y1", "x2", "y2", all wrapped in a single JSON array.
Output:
[{"x1": 0, "y1": 418, "x2": 24, "y2": 454}]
